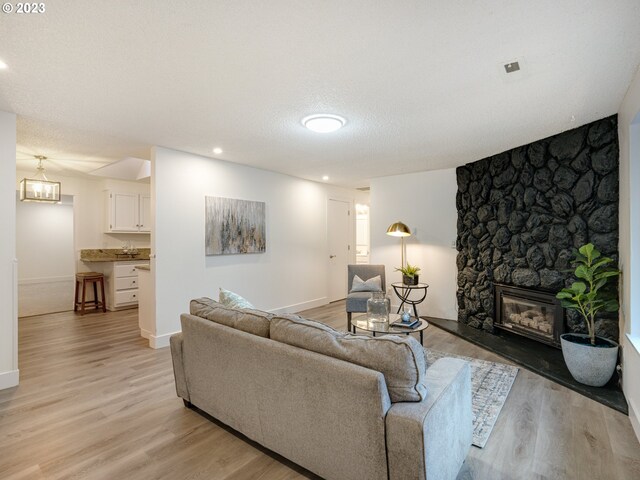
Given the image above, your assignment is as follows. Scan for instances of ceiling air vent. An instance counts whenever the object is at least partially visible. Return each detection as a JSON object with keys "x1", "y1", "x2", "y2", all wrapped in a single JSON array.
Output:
[{"x1": 504, "y1": 61, "x2": 520, "y2": 73}]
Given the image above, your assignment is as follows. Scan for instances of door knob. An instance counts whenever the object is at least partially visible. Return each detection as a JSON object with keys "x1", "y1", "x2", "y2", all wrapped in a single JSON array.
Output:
[{"x1": 329, "y1": 255, "x2": 336, "y2": 259}]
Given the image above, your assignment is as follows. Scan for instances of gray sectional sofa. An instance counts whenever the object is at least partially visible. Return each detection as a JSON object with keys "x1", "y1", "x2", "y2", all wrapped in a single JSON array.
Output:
[{"x1": 170, "y1": 298, "x2": 473, "y2": 480}]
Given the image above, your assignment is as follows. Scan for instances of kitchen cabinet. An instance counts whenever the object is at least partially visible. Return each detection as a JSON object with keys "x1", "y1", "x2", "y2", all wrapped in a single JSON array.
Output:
[
  {"x1": 98, "y1": 260, "x2": 149, "y2": 310},
  {"x1": 105, "y1": 191, "x2": 150, "y2": 233}
]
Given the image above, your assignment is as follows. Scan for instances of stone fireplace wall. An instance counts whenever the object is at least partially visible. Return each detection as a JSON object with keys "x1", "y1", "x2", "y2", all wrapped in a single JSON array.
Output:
[{"x1": 455, "y1": 115, "x2": 619, "y2": 340}]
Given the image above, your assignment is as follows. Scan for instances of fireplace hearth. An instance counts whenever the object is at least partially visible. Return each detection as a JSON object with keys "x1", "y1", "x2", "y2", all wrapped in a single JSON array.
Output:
[{"x1": 494, "y1": 284, "x2": 564, "y2": 348}]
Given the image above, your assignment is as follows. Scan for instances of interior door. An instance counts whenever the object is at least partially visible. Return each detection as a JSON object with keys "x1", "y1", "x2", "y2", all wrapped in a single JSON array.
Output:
[{"x1": 328, "y1": 199, "x2": 351, "y2": 302}]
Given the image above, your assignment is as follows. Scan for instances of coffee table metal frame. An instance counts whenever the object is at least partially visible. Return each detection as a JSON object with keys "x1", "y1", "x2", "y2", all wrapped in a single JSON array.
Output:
[
  {"x1": 391, "y1": 282, "x2": 429, "y2": 318},
  {"x1": 350, "y1": 313, "x2": 429, "y2": 345}
]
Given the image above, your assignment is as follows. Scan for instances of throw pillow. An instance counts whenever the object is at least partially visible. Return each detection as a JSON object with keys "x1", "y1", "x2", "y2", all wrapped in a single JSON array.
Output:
[
  {"x1": 270, "y1": 314, "x2": 427, "y2": 403},
  {"x1": 219, "y1": 288, "x2": 255, "y2": 309},
  {"x1": 350, "y1": 274, "x2": 382, "y2": 293}
]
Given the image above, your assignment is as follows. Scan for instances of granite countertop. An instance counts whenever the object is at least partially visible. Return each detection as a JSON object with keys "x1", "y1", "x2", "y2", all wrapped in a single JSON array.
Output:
[
  {"x1": 136, "y1": 265, "x2": 151, "y2": 271},
  {"x1": 81, "y1": 248, "x2": 151, "y2": 262}
]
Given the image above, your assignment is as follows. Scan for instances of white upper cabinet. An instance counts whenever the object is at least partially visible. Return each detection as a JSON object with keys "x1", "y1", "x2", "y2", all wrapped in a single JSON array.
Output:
[{"x1": 106, "y1": 191, "x2": 151, "y2": 233}]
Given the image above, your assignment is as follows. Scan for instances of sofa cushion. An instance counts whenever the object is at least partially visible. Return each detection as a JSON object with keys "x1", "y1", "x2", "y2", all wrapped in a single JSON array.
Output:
[
  {"x1": 190, "y1": 297, "x2": 271, "y2": 338},
  {"x1": 270, "y1": 314, "x2": 427, "y2": 402},
  {"x1": 350, "y1": 274, "x2": 382, "y2": 293}
]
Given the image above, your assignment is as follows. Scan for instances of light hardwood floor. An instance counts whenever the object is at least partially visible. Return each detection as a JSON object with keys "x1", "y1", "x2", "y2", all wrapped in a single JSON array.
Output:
[{"x1": 1, "y1": 302, "x2": 639, "y2": 480}]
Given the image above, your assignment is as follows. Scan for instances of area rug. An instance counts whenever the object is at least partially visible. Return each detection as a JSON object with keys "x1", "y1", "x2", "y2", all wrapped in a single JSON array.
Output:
[{"x1": 425, "y1": 349, "x2": 518, "y2": 448}]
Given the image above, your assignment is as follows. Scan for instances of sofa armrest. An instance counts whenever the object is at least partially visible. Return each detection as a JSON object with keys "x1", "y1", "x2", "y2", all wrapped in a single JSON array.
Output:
[
  {"x1": 170, "y1": 332, "x2": 190, "y2": 402},
  {"x1": 386, "y1": 357, "x2": 472, "y2": 480}
]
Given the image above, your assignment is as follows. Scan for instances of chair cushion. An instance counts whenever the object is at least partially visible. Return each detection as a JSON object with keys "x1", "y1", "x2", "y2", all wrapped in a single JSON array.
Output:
[
  {"x1": 270, "y1": 314, "x2": 427, "y2": 403},
  {"x1": 350, "y1": 274, "x2": 382, "y2": 293},
  {"x1": 346, "y1": 292, "x2": 373, "y2": 313},
  {"x1": 219, "y1": 288, "x2": 255, "y2": 309},
  {"x1": 190, "y1": 297, "x2": 271, "y2": 338}
]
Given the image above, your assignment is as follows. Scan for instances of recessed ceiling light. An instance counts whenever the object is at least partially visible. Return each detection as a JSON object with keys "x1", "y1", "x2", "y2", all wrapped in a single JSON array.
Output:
[
  {"x1": 0, "y1": 59, "x2": 7, "y2": 69},
  {"x1": 213, "y1": 147, "x2": 223, "y2": 155},
  {"x1": 302, "y1": 114, "x2": 346, "y2": 133},
  {"x1": 322, "y1": 175, "x2": 329, "y2": 181}
]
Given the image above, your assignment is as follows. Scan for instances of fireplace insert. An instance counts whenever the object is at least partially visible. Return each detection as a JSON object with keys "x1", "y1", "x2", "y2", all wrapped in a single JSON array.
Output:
[{"x1": 494, "y1": 284, "x2": 564, "y2": 348}]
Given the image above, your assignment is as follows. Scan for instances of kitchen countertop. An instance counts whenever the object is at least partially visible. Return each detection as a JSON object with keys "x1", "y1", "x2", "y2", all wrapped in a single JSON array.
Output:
[
  {"x1": 136, "y1": 265, "x2": 151, "y2": 271},
  {"x1": 80, "y1": 248, "x2": 151, "y2": 262}
]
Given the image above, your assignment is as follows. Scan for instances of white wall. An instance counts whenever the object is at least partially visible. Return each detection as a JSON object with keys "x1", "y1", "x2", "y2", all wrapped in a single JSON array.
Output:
[
  {"x1": 618, "y1": 65, "x2": 640, "y2": 441},
  {"x1": 370, "y1": 168, "x2": 458, "y2": 320},
  {"x1": 0, "y1": 111, "x2": 18, "y2": 389},
  {"x1": 16, "y1": 195, "x2": 75, "y2": 316},
  {"x1": 151, "y1": 146, "x2": 368, "y2": 347}
]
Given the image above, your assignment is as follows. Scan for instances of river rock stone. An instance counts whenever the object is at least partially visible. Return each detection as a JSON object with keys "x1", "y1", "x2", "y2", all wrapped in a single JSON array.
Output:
[
  {"x1": 551, "y1": 192, "x2": 574, "y2": 217},
  {"x1": 508, "y1": 211, "x2": 528, "y2": 233},
  {"x1": 490, "y1": 153, "x2": 511, "y2": 177},
  {"x1": 512, "y1": 268, "x2": 540, "y2": 287},
  {"x1": 597, "y1": 171, "x2": 618, "y2": 204},
  {"x1": 573, "y1": 170, "x2": 594, "y2": 204},
  {"x1": 554, "y1": 166, "x2": 579, "y2": 191},
  {"x1": 549, "y1": 127, "x2": 586, "y2": 160},
  {"x1": 591, "y1": 143, "x2": 618, "y2": 175},
  {"x1": 588, "y1": 118, "x2": 616, "y2": 148},
  {"x1": 492, "y1": 226, "x2": 511, "y2": 248},
  {"x1": 519, "y1": 162, "x2": 534, "y2": 186},
  {"x1": 588, "y1": 204, "x2": 618, "y2": 233},
  {"x1": 528, "y1": 142, "x2": 547, "y2": 168},
  {"x1": 571, "y1": 148, "x2": 591, "y2": 173},
  {"x1": 549, "y1": 224, "x2": 571, "y2": 249},
  {"x1": 533, "y1": 167, "x2": 553, "y2": 192},
  {"x1": 590, "y1": 231, "x2": 618, "y2": 254},
  {"x1": 526, "y1": 245, "x2": 545, "y2": 270},
  {"x1": 540, "y1": 269, "x2": 564, "y2": 290}
]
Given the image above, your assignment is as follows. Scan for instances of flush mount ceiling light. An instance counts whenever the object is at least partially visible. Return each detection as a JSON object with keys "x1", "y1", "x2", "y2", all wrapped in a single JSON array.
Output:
[
  {"x1": 20, "y1": 155, "x2": 61, "y2": 203},
  {"x1": 0, "y1": 59, "x2": 7, "y2": 69},
  {"x1": 302, "y1": 114, "x2": 346, "y2": 133},
  {"x1": 212, "y1": 147, "x2": 223, "y2": 155},
  {"x1": 322, "y1": 175, "x2": 329, "y2": 181}
]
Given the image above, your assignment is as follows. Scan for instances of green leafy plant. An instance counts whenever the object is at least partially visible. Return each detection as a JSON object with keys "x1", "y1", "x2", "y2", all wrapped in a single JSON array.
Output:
[
  {"x1": 395, "y1": 263, "x2": 421, "y2": 278},
  {"x1": 556, "y1": 243, "x2": 620, "y2": 345}
]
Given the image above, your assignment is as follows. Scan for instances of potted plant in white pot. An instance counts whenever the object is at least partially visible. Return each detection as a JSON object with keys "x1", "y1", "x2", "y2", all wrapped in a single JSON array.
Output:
[
  {"x1": 395, "y1": 263, "x2": 421, "y2": 286},
  {"x1": 556, "y1": 243, "x2": 620, "y2": 387}
]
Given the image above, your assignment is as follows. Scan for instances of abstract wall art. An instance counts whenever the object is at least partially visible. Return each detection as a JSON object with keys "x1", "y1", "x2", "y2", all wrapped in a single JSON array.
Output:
[{"x1": 205, "y1": 196, "x2": 266, "y2": 255}]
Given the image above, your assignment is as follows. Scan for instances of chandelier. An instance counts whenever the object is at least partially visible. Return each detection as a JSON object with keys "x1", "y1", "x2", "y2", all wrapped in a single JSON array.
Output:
[{"x1": 19, "y1": 155, "x2": 61, "y2": 203}]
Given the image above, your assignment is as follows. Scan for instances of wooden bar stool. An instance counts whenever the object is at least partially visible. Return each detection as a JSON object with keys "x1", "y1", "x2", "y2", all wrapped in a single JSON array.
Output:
[{"x1": 74, "y1": 272, "x2": 107, "y2": 315}]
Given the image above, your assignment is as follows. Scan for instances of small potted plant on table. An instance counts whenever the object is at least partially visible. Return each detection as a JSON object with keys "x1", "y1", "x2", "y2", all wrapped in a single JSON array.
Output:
[
  {"x1": 395, "y1": 263, "x2": 421, "y2": 286},
  {"x1": 556, "y1": 243, "x2": 620, "y2": 387}
]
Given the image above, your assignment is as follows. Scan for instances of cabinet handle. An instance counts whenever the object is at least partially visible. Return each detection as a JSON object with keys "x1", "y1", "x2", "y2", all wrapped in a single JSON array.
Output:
[{"x1": 133, "y1": 294, "x2": 137, "y2": 298}]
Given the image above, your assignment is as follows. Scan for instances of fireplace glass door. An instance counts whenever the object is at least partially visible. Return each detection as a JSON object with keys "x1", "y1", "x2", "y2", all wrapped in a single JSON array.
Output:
[{"x1": 494, "y1": 284, "x2": 564, "y2": 347}]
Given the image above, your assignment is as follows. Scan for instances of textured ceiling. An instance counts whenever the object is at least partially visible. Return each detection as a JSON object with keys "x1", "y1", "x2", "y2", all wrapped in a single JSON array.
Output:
[{"x1": 1, "y1": 1, "x2": 640, "y2": 187}]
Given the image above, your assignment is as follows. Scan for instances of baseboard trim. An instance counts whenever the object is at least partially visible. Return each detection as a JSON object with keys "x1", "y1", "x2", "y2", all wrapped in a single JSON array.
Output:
[
  {"x1": 0, "y1": 369, "x2": 19, "y2": 390},
  {"x1": 629, "y1": 397, "x2": 640, "y2": 442},
  {"x1": 140, "y1": 328, "x2": 151, "y2": 339},
  {"x1": 149, "y1": 331, "x2": 179, "y2": 349},
  {"x1": 269, "y1": 297, "x2": 328, "y2": 315}
]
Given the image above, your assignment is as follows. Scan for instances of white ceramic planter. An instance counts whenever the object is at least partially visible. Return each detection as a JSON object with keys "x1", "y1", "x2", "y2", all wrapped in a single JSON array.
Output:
[{"x1": 560, "y1": 333, "x2": 619, "y2": 387}]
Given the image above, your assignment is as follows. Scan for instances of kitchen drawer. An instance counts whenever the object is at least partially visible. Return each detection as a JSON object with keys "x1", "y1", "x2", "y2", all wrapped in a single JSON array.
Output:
[
  {"x1": 115, "y1": 276, "x2": 138, "y2": 290},
  {"x1": 115, "y1": 289, "x2": 139, "y2": 305},
  {"x1": 114, "y1": 264, "x2": 139, "y2": 277}
]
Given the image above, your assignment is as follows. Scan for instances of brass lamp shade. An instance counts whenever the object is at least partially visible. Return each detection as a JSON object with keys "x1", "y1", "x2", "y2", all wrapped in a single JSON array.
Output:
[
  {"x1": 386, "y1": 221, "x2": 411, "y2": 268},
  {"x1": 386, "y1": 222, "x2": 411, "y2": 237}
]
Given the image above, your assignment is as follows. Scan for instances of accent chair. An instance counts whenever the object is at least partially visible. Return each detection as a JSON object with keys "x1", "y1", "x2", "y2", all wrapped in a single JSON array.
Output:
[{"x1": 346, "y1": 264, "x2": 386, "y2": 332}]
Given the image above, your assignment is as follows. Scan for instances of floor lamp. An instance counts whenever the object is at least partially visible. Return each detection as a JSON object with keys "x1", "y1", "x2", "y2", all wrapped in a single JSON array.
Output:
[{"x1": 386, "y1": 221, "x2": 411, "y2": 268}]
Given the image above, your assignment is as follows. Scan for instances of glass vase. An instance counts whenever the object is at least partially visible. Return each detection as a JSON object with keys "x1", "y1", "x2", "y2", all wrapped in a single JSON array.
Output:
[{"x1": 367, "y1": 291, "x2": 390, "y2": 324}]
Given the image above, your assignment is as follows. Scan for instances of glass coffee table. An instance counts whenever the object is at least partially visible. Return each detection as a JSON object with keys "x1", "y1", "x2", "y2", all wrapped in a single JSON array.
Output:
[{"x1": 351, "y1": 313, "x2": 429, "y2": 345}]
